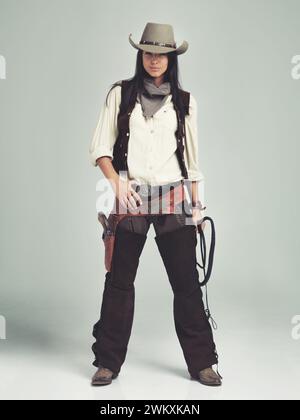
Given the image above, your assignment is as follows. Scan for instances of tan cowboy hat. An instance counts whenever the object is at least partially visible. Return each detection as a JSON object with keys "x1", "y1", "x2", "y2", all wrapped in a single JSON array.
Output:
[{"x1": 129, "y1": 22, "x2": 188, "y2": 55}]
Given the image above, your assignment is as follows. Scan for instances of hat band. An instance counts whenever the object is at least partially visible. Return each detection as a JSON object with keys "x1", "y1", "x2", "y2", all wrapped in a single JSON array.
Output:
[{"x1": 140, "y1": 39, "x2": 176, "y2": 48}]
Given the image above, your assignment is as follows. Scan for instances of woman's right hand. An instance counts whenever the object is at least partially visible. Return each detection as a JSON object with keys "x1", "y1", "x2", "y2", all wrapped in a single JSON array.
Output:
[{"x1": 113, "y1": 178, "x2": 143, "y2": 212}]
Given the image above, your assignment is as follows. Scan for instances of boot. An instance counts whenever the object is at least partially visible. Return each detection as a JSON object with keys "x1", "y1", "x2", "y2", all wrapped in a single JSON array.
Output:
[
  {"x1": 155, "y1": 225, "x2": 219, "y2": 378},
  {"x1": 91, "y1": 364, "x2": 118, "y2": 386},
  {"x1": 92, "y1": 225, "x2": 147, "y2": 375},
  {"x1": 191, "y1": 366, "x2": 222, "y2": 387}
]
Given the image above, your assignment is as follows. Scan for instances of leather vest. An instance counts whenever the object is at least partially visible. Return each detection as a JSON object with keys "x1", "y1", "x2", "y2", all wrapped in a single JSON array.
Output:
[{"x1": 111, "y1": 79, "x2": 190, "y2": 179}]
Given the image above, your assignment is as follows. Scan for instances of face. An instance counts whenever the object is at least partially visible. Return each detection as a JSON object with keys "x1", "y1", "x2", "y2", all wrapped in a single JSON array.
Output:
[{"x1": 142, "y1": 51, "x2": 169, "y2": 79}]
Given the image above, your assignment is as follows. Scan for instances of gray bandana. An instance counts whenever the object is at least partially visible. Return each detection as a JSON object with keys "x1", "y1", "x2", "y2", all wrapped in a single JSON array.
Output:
[{"x1": 138, "y1": 76, "x2": 171, "y2": 118}]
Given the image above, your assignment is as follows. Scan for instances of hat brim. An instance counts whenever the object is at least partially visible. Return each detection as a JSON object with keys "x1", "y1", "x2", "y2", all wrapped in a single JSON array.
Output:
[{"x1": 128, "y1": 33, "x2": 188, "y2": 55}]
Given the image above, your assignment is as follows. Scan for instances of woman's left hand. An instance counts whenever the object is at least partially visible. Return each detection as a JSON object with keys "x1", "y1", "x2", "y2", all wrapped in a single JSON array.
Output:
[{"x1": 192, "y1": 207, "x2": 206, "y2": 231}]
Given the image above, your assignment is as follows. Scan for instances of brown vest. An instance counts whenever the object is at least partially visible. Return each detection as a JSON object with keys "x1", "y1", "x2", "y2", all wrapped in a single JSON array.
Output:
[{"x1": 111, "y1": 79, "x2": 190, "y2": 179}]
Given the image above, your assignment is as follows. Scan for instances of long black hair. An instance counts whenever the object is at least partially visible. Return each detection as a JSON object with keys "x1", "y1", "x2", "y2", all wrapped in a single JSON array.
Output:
[{"x1": 105, "y1": 49, "x2": 187, "y2": 121}]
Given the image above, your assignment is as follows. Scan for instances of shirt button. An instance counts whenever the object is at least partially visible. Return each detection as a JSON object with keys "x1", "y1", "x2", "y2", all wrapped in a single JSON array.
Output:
[
  {"x1": 126, "y1": 132, "x2": 129, "y2": 136},
  {"x1": 150, "y1": 129, "x2": 154, "y2": 134}
]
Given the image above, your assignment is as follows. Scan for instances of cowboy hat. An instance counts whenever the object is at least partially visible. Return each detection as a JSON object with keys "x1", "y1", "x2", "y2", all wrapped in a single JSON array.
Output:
[{"x1": 129, "y1": 22, "x2": 188, "y2": 55}]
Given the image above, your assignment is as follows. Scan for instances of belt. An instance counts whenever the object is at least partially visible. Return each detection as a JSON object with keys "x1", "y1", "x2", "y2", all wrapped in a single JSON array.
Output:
[{"x1": 131, "y1": 179, "x2": 185, "y2": 201}]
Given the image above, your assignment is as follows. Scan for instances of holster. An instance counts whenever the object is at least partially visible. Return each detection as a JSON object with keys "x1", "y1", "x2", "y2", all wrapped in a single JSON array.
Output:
[{"x1": 98, "y1": 181, "x2": 191, "y2": 272}]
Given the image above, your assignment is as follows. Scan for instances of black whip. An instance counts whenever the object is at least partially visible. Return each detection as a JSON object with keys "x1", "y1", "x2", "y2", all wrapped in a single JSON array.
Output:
[{"x1": 196, "y1": 216, "x2": 218, "y2": 330}]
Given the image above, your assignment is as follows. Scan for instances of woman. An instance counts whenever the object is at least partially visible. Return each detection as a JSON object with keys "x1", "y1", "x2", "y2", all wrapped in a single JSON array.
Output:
[{"x1": 89, "y1": 22, "x2": 222, "y2": 387}]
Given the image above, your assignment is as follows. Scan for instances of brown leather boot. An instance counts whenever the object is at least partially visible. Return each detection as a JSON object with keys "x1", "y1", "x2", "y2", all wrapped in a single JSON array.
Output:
[
  {"x1": 91, "y1": 364, "x2": 118, "y2": 386},
  {"x1": 191, "y1": 366, "x2": 222, "y2": 387}
]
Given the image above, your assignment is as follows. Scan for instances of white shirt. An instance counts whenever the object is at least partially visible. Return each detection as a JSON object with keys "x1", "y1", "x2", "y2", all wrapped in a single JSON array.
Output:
[{"x1": 89, "y1": 84, "x2": 205, "y2": 186}]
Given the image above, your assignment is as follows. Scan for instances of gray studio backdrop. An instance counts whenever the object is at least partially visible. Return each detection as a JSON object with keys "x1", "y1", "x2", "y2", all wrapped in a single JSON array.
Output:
[{"x1": 0, "y1": 0, "x2": 300, "y2": 399}]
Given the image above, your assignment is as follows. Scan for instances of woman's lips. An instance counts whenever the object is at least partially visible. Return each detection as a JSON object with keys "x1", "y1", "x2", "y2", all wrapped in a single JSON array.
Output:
[{"x1": 150, "y1": 67, "x2": 159, "y2": 70}]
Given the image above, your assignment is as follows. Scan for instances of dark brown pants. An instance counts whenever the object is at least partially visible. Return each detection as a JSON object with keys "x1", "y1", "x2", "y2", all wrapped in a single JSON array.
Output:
[{"x1": 91, "y1": 211, "x2": 218, "y2": 378}]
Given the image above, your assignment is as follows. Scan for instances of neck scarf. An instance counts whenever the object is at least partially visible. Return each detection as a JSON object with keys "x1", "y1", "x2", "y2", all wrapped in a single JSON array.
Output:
[{"x1": 138, "y1": 76, "x2": 171, "y2": 119}]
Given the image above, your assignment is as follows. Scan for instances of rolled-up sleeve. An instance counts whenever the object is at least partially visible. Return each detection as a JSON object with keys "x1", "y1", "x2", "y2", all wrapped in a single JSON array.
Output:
[
  {"x1": 184, "y1": 93, "x2": 205, "y2": 182},
  {"x1": 89, "y1": 84, "x2": 121, "y2": 166}
]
